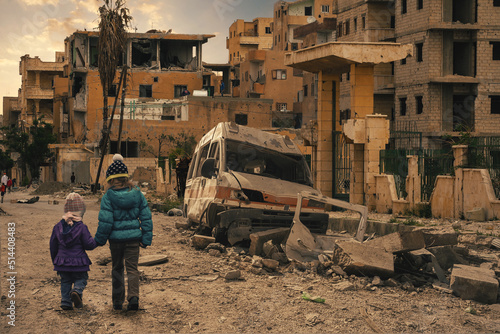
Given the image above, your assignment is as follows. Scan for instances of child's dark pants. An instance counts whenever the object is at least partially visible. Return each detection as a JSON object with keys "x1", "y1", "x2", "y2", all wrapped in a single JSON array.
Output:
[
  {"x1": 59, "y1": 271, "x2": 88, "y2": 307},
  {"x1": 110, "y1": 241, "x2": 140, "y2": 307}
]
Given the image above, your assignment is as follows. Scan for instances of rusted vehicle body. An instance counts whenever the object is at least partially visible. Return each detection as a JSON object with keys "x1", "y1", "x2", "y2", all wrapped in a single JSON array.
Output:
[{"x1": 183, "y1": 122, "x2": 329, "y2": 244}]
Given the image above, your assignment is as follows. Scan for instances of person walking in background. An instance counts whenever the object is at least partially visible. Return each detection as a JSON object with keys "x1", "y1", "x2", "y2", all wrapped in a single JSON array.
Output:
[
  {"x1": 94, "y1": 154, "x2": 153, "y2": 311},
  {"x1": 1, "y1": 183, "x2": 5, "y2": 203},
  {"x1": 7, "y1": 178, "x2": 12, "y2": 193},
  {"x1": 71, "y1": 172, "x2": 76, "y2": 184},
  {"x1": 50, "y1": 193, "x2": 97, "y2": 310},
  {"x1": 1, "y1": 172, "x2": 8, "y2": 188},
  {"x1": 220, "y1": 80, "x2": 225, "y2": 97}
]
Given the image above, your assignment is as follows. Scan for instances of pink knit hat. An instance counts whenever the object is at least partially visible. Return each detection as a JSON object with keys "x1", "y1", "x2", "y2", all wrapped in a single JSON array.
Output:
[{"x1": 64, "y1": 193, "x2": 86, "y2": 218}]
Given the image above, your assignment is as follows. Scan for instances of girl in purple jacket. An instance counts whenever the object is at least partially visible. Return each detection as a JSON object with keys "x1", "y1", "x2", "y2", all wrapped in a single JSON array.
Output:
[{"x1": 50, "y1": 193, "x2": 97, "y2": 310}]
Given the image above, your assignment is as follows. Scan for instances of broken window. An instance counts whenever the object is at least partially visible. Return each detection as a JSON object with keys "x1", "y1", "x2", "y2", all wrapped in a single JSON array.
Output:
[
  {"x1": 416, "y1": 96, "x2": 423, "y2": 114},
  {"x1": 400, "y1": 97, "x2": 407, "y2": 116},
  {"x1": 235, "y1": 114, "x2": 248, "y2": 125},
  {"x1": 195, "y1": 144, "x2": 210, "y2": 177},
  {"x1": 453, "y1": 42, "x2": 475, "y2": 76},
  {"x1": 416, "y1": 43, "x2": 423, "y2": 62},
  {"x1": 453, "y1": 95, "x2": 474, "y2": 131},
  {"x1": 174, "y1": 85, "x2": 187, "y2": 98},
  {"x1": 89, "y1": 37, "x2": 99, "y2": 67},
  {"x1": 139, "y1": 85, "x2": 152, "y2": 98},
  {"x1": 491, "y1": 95, "x2": 500, "y2": 114},
  {"x1": 451, "y1": 0, "x2": 476, "y2": 23},
  {"x1": 401, "y1": 0, "x2": 407, "y2": 14},
  {"x1": 391, "y1": 15, "x2": 395, "y2": 28},
  {"x1": 401, "y1": 58, "x2": 407, "y2": 65},
  {"x1": 491, "y1": 42, "x2": 500, "y2": 60},
  {"x1": 354, "y1": 18, "x2": 358, "y2": 31},
  {"x1": 132, "y1": 39, "x2": 157, "y2": 67},
  {"x1": 304, "y1": 6, "x2": 312, "y2": 16},
  {"x1": 345, "y1": 19, "x2": 350, "y2": 35}
]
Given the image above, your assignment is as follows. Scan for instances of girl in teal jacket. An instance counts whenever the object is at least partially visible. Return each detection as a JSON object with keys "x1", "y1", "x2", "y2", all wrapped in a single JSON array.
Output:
[{"x1": 95, "y1": 154, "x2": 153, "y2": 311}]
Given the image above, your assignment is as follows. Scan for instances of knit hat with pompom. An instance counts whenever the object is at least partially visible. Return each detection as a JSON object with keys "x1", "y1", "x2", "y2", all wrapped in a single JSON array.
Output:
[{"x1": 106, "y1": 154, "x2": 129, "y2": 182}]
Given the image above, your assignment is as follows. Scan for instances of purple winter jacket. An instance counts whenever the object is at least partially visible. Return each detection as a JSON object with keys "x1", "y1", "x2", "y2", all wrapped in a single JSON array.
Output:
[{"x1": 50, "y1": 220, "x2": 97, "y2": 272}]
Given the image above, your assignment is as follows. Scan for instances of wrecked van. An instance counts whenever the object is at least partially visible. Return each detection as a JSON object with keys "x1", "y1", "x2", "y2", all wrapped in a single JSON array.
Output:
[{"x1": 183, "y1": 122, "x2": 328, "y2": 244}]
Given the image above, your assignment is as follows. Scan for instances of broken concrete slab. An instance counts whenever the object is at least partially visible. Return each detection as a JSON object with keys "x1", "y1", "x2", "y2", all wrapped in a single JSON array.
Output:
[
  {"x1": 464, "y1": 207, "x2": 486, "y2": 222},
  {"x1": 332, "y1": 240, "x2": 394, "y2": 277},
  {"x1": 191, "y1": 235, "x2": 215, "y2": 250},
  {"x1": 221, "y1": 270, "x2": 241, "y2": 280},
  {"x1": 174, "y1": 220, "x2": 191, "y2": 230},
  {"x1": 365, "y1": 230, "x2": 425, "y2": 253},
  {"x1": 432, "y1": 282, "x2": 453, "y2": 294},
  {"x1": 408, "y1": 248, "x2": 448, "y2": 283},
  {"x1": 332, "y1": 281, "x2": 355, "y2": 291},
  {"x1": 415, "y1": 226, "x2": 458, "y2": 247},
  {"x1": 249, "y1": 227, "x2": 289, "y2": 256},
  {"x1": 450, "y1": 264, "x2": 499, "y2": 304},
  {"x1": 426, "y1": 245, "x2": 468, "y2": 271},
  {"x1": 262, "y1": 258, "x2": 279, "y2": 271}
]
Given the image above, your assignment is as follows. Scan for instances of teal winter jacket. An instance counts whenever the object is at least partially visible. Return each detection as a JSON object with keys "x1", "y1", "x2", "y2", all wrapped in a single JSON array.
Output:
[{"x1": 95, "y1": 187, "x2": 153, "y2": 246}]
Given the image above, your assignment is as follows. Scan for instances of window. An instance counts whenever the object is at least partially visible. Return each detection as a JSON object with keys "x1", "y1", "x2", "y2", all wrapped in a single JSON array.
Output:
[
  {"x1": 400, "y1": 97, "x2": 407, "y2": 116},
  {"x1": 338, "y1": 22, "x2": 343, "y2": 37},
  {"x1": 362, "y1": 15, "x2": 366, "y2": 29},
  {"x1": 491, "y1": 95, "x2": 500, "y2": 114},
  {"x1": 305, "y1": 6, "x2": 312, "y2": 16},
  {"x1": 354, "y1": 18, "x2": 357, "y2": 32},
  {"x1": 245, "y1": 71, "x2": 249, "y2": 81},
  {"x1": 108, "y1": 84, "x2": 117, "y2": 97},
  {"x1": 417, "y1": 0, "x2": 423, "y2": 9},
  {"x1": 303, "y1": 84, "x2": 308, "y2": 97},
  {"x1": 492, "y1": 42, "x2": 500, "y2": 60},
  {"x1": 495, "y1": 0, "x2": 500, "y2": 6},
  {"x1": 345, "y1": 19, "x2": 350, "y2": 35},
  {"x1": 391, "y1": 15, "x2": 395, "y2": 28},
  {"x1": 276, "y1": 103, "x2": 287, "y2": 111},
  {"x1": 161, "y1": 103, "x2": 176, "y2": 120},
  {"x1": 401, "y1": 58, "x2": 407, "y2": 65},
  {"x1": 266, "y1": 27, "x2": 271, "y2": 34},
  {"x1": 174, "y1": 85, "x2": 187, "y2": 98},
  {"x1": 416, "y1": 43, "x2": 423, "y2": 62},
  {"x1": 139, "y1": 85, "x2": 152, "y2": 98},
  {"x1": 416, "y1": 96, "x2": 423, "y2": 114},
  {"x1": 402, "y1": 0, "x2": 407, "y2": 14},
  {"x1": 321, "y1": 5, "x2": 329, "y2": 13},
  {"x1": 235, "y1": 113, "x2": 248, "y2": 125},
  {"x1": 195, "y1": 144, "x2": 211, "y2": 177},
  {"x1": 291, "y1": 43, "x2": 298, "y2": 51},
  {"x1": 272, "y1": 69, "x2": 287, "y2": 80},
  {"x1": 153, "y1": 76, "x2": 159, "y2": 82}
]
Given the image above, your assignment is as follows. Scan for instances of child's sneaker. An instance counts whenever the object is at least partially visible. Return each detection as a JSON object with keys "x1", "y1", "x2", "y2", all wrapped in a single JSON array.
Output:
[
  {"x1": 71, "y1": 291, "x2": 83, "y2": 308},
  {"x1": 127, "y1": 296, "x2": 139, "y2": 311},
  {"x1": 61, "y1": 304, "x2": 73, "y2": 310}
]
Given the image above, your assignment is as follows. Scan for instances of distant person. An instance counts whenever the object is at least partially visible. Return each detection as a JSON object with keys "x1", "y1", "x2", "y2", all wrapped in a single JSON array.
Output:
[
  {"x1": 50, "y1": 193, "x2": 97, "y2": 310},
  {"x1": 6, "y1": 178, "x2": 12, "y2": 193},
  {"x1": 0, "y1": 183, "x2": 5, "y2": 203},
  {"x1": 71, "y1": 172, "x2": 76, "y2": 184},
  {"x1": 180, "y1": 88, "x2": 190, "y2": 96},
  {"x1": 220, "y1": 81, "x2": 225, "y2": 97},
  {"x1": 94, "y1": 154, "x2": 153, "y2": 311},
  {"x1": 1, "y1": 172, "x2": 8, "y2": 187}
]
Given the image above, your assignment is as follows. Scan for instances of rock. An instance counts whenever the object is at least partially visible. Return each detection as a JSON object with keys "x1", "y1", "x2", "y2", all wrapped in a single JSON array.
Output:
[
  {"x1": 450, "y1": 264, "x2": 499, "y2": 304},
  {"x1": 138, "y1": 255, "x2": 169, "y2": 266},
  {"x1": 332, "y1": 240, "x2": 394, "y2": 277},
  {"x1": 402, "y1": 281, "x2": 415, "y2": 292},
  {"x1": 332, "y1": 281, "x2": 355, "y2": 291},
  {"x1": 384, "y1": 278, "x2": 399, "y2": 287},
  {"x1": 464, "y1": 207, "x2": 486, "y2": 222},
  {"x1": 208, "y1": 249, "x2": 222, "y2": 257},
  {"x1": 262, "y1": 259, "x2": 279, "y2": 271},
  {"x1": 415, "y1": 227, "x2": 458, "y2": 247},
  {"x1": 372, "y1": 276, "x2": 383, "y2": 286},
  {"x1": 221, "y1": 270, "x2": 241, "y2": 280},
  {"x1": 262, "y1": 240, "x2": 279, "y2": 258},
  {"x1": 251, "y1": 257, "x2": 263, "y2": 268},
  {"x1": 331, "y1": 265, "x2": 347, "y2": 277},
  {"x1": 427, "y1": 245, "x2": 468, "y2": 270},
  {"x1": 206, "y1": 243, "x2": 226, "y2": 253},
  {"x1": 432, "y1": 282, "x2": 453, "y2": 294},
  {"x1": 365, "y1": 231, "x2": 425, "y2": 253},
  {"x1": 491, "y1": 238, "x2": 500, "y2": 249},
  {"x1": 249, "y1": 267, "x2": 265, "y2": 275},
  {"x1": 271, "y1": 252, "x2": 289, "y2": 264},
  {"x1": 249, "y1": 228, "x2": 289, "y2": 256},
  {"x1": 174, "y1": 220, "x2": 191, "y2": 230},
  {"x1": 305, "y1": 313, "x2": 321, "y2": 326},
  {"x1": 191, "y1": 235, "x2": 215, "y2": 250},
  {"x1": 318, "y1": 254, "x2": 331, "y2": 265}
]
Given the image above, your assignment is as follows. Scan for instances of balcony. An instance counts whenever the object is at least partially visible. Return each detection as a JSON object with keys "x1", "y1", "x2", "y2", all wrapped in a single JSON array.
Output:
[
  {"x1": 248, "y1": 50, "x2": 266, "y2": 62},
  {"x1": 252, "y1": 82, "x2": 265, "y2": 95},
  {"x1": 25, "y1": 86, "x2": 54, "y2": 100}
]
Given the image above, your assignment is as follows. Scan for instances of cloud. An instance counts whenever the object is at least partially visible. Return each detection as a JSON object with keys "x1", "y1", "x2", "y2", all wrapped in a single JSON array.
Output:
[
  {"x1": 0, "y1": 59, "x2": 19, "y2": 67},
  {"x1": 17, "y1": 0, "x2": 60, "y2": 6},
  {"x1": 77, "y1": 0, "x2": 100, "y2": 15}
]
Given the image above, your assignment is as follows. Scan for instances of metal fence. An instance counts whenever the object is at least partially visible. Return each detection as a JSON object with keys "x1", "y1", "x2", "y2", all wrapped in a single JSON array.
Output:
[{"x1": 466, "y1": 136, "x2": 500, "y2": 197}]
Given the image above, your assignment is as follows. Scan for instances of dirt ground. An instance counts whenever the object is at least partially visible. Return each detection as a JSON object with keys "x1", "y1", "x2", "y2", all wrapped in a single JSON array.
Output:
[{"x1": 1, "y1": 186, "x2": 500, "y2": 334}]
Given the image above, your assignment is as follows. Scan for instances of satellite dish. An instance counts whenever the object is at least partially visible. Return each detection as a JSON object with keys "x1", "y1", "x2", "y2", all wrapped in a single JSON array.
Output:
[{"x1": 307, "y1": 16, "x2": 316, "y2": 23}]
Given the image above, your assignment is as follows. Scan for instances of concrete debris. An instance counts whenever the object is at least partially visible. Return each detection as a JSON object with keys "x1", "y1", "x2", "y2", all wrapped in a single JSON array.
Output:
[
  {"x1": 271, "y1": 252, "x2": 289, "y2": 264},
  {"x1": 415, "y1": 226, "x2": 458, "y2": 247},
  {"x1": 432, "y1": 282, "x2": 453, "y2": 294},
  {"x1": 491, "y1": 238, "x2": 500, "y2": 249},
  {"x1": 372, "y1": 276, "x2": 383, "y2": 286},
  {"x1": 365, "y1": 230, "x2": 425, "y2": 253},
  {"x1": 332, "y1": 240, "x2": 394, "y2": 277},
  {"x1": 167, "y1": 208, "x2": 183, "y2": 216},
  {"x1": 221, "y1": 270, "x2": 241, "y2": 280},
  {"x1": 262, "y1": 259, "x2": 279, "y2": 271},
  {"x1": 426, "y1": 245, "x2": 468, "y2": 270},
  {"x1": 331, "y1": 266, "x2": 348, "y2": 277},
  {"x1": 174, "y1": 219, "x2": 191, "y2": 230},
  {"x1": 206, "y1": 243, "x2": 226, "y2": 253},
  {"x1": 464, "y1": 207, "x2": 486, "y2": 222},
  {"x1": 262, "y1": 240, "x2": 280, "y2": 258},
  {"x1": 249, "y1": 227, "x2": 289, "y2": 256},
  {"x1": 138, "y1": 255, "x2": 169, "y2": 266},
  {"x1": 208, "y1": 249, "x2": 222, "y2": 257},
  {"x1": 332, "y1": 281, "x2": 355, "y2": 291},
  {"x1": 384, "y1": 278, "x2": 399, "y2": 287},
  {"x1": 191, "y1": 235, "x2": 215, "y2": 250},
  {"x1": 251, "y1": 257, "x2": 263, "y2": 268},
  {"x1": 450, "y1": 264, "x2": 499, "y2": 304}
]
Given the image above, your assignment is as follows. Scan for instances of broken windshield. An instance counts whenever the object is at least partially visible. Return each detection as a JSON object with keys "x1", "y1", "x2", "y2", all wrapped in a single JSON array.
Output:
[{"x1": 225, "y1": 139, "x2": 313, "y2": 186}]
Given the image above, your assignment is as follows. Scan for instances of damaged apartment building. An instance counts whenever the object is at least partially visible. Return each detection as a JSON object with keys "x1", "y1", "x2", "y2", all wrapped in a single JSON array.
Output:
[{"x1": 52, "y1": 30, "x2": 272, "y2": 159}]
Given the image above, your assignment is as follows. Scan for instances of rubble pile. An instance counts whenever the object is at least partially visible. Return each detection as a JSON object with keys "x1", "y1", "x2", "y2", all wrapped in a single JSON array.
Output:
[{"x1": 176, "y1": 222, "x2": 500, "y2": 305}]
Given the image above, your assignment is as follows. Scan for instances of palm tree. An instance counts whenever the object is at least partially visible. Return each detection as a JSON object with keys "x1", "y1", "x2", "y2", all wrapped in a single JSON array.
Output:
[{"x1": 98, "y1": 0, "x2": 131, "y2": 145}]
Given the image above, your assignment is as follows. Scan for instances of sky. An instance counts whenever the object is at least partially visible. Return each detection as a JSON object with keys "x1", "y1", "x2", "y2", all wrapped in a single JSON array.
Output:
[{"x1": 0, "y1": 0, "x2": 276, "y2": 115}]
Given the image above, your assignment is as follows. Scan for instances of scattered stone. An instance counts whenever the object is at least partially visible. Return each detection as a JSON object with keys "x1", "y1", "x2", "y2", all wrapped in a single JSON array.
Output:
[
  {"x1": 318, "y1": 254, "x2": 331, "y2": 265},
  {"x1": 372, "y1": 276, "x2": 383, "y2": 286},
  {"x1": 249, "y1": 228, "x2": 289, "y2": 256},
  {"x1": 365, "y1": 231, "x2": 425, "y2": 253},
  {"x1": 464, "y1": 207, "x2": 486, "y2": 222},
  {"x1": 262, "y1": 259, "x2": 279, "y2": 271},
  {"x1": 272, "y1": 252, "x2": 289, "y2": 264},
  {"x1": 402, "y1": 281, "x2": 415, "y2": 292},
  {"x1": 427, "y1": 245, "x2": 468, "y2": 270},
  {"x1": 208, "y1": 249, "x2": 222, "y2": 257},
  {"x1": 174, "y1": 220, "x2": 190, "y2": 230},
  {"x1": 416, "y1": 227, "x2": 458, "y2": 247},
  {"x1": 262, "y1": 240, "x2": 279, "y2": 258},
  {"x1": 252, "y1": 257, "x2": 263, "y2": 268},
  {"x1": 221, "y1": 270, "x2": 241, "y2": 280},
  {"x1": 450, "y1": 264, "x2": 499, "y2": 304},
  {"x1": 491, "y1": 238, "x2": 500, "y2": 250},
  {"x1": 305, "y1": 313, "x2": 321, "y2": 326},
  {"x1": 249, "y1": 267, "x2": 266, "y2": 275},
  {"x1": 331, "y1": 265, "x2": 347, "y2": 277},
  {"x1": 333, "y1": 281, "x2": 355, "y2": 291},
  {"x1": 332, "y1": 240, "x2": 394, "y2": 277},
  {"x1": 432, "y1": 282, "x2": 453, "y2": 294},
  {"x1": 385, "y1": 278, "x2": 399, "y2": 287},
  {"x1": 206, "y1": 243, "x2": 226, "y2": 253},
  {"x1": 191, "y1": 235, "x2": 215, "y2": 250},
  {"x1": 167, "y1": 208, "x2": 183, "y2": 216}
]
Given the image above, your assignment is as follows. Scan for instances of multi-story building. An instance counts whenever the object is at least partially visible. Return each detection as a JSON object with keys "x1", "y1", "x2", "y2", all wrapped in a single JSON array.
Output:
[{"x1": 3, "y1": 53, "x2": 66, "y2": 128}]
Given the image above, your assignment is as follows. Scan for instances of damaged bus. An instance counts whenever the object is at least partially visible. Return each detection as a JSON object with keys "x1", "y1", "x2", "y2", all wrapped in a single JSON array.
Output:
[{"x1": 183, "y1": 122, "x2": 328, "y2": 245}]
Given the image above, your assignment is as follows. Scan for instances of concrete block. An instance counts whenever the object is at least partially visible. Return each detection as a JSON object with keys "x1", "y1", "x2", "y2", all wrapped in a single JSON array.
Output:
[
  {"x1": 415, "y1": 227, "x2": 458, "y2": 247},
  {"x1": 262, "y1": 258, "x2": 279, "y2": 271},
  {"x1": 427, "y1": 245, "x2": 468, "y2": 270},
  {"x1": 249, "y1": 227, "x2": 289, "y2": 256},
  {"x1": 365, "y1": 230, "x2": 425, "y2": 253},
  {"x1": 450, "y1": 264, "x2": 499, "y2": 304},
  {"x1": 464, "y1": 207, "x2": 486, "y2": 222},
  {"x1": 191, "y1": 235, "x2": 215, "y2": 250},
  {"x1": 332, "y1": 240, "x2": 394, "y2": 277}
]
